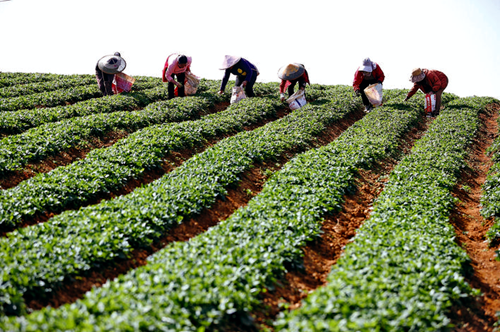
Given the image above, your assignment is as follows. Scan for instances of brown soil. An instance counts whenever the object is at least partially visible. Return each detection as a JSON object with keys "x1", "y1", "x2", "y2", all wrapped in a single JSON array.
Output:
[
  {"x1": 24, "y1": 107, "x2": 366, "y2": 312},
  {"x1": 448, "y1": 103, "x2": 500, "y2": 332},
  {"x1": 251, "y1": 114, "x2": 430, "y2": 330}
]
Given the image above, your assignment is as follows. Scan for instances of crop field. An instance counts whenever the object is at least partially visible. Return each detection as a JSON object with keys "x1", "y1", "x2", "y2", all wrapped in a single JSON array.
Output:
[{"x1": 0, "y1": 72, "x2": 500, "y2": 331}]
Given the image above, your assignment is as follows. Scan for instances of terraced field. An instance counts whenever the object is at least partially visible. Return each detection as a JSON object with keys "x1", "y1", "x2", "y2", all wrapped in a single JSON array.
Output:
[{"x1": 0, "y1": 72, "x2": 499, "y2": 331}]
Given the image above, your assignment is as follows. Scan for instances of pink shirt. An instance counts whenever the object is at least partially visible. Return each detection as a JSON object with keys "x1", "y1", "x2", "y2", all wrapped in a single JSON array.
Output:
[{"x1": 164, "y1": 55, "x2": 192, "y2": 83}]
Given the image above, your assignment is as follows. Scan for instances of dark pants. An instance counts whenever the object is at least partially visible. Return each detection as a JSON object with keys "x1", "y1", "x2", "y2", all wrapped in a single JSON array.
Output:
[
  {"x1": 235, "y1": 74, "x2": 257, "y2": 97},
  {"x1": 168, "y1": 73, "x2": 186, "y2": 99},
  {"x1": 95, "y1": 68, "x2": 114, "y2": 96},
  {"x1": 359, "y1": 78, "x2": 378, "y2": 107}
]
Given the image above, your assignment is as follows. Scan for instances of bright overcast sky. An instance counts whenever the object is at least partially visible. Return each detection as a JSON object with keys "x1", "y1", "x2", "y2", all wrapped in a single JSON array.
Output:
[{"x1": 1, "y1": 0, "x2": 499, "y2": 99}]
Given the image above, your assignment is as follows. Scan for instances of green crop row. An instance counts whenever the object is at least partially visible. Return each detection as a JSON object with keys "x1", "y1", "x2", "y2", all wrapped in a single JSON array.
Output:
[
  {"x1": 0, "y1": 85, "x2": 103, "y2": 112},
  {"x1": 0, "y1": 89, "x2": 420, "y2": 331},
  {"x1": 478, "y1": 98, "x2": 500, "y2": 246},
  {"x1": 0, "y1": 95, "x2": 283, "y2": 228},
  {"x1": 0, "y1": 86, "x2": 358, "y2": 318},
  {"x1": 0, "y1": 73, "x2": 82, "y2": 88},
  {"x1": 0, "y1": 76, "x2": 168, "y2": 113},
  {"x1": 0, "y1": 84, "x2": 198, "y2": 174},
  {"x1": 0, "y1": 75, "x2": 96, "y2": 98},
  {"x1": 0, "y1": 79, "x2": 174, "y2": 135},
  {"x1": 276, "y1": 96, "x2": 494, "y2": 332}
]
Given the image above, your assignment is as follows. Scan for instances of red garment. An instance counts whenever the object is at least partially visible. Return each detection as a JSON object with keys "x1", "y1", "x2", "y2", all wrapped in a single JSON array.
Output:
[
  {"x1": 353, "y1": 64, "x2": 385, "y2": 92},
  {"x1": 407, "y1": 69, "x2": 448, "y2": 98},
  {"x1": 279, "y1": 70, "x2": 310, "y2": 94}
]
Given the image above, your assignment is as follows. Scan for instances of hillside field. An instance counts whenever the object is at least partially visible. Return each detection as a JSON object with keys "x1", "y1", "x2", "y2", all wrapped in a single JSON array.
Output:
[{"x1": 1, "y1": 72, "x2": 500, "y2": 331}]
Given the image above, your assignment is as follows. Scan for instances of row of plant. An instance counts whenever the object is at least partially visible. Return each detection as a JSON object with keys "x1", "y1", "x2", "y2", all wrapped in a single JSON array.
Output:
[
  {"x1": 0, "y1": 95, "x2": 283, "y2": 228},
  {"x1": 0, "y1": 75, "x2": 97, "y2": 98},
  {"x1": 0, "y1": 84, "x2": 215, "y2": 174},
  {"x1": 479, "y1": 100, "x2": 500, "y2": 247},
  {"x1": 0, "y1": 79, "x2": 179, "y2": 135},
  {"x1": 276, "y1": 96, "x2": 497, "y2": 331},
  {"x1": 0, "y1": 78, "x2": 327, "y2": 173},
  {"x1": 0, "y1": 86, "x2": 359, "y2": 318},
  {"x1": 0, "y1": 72, "x2": 81, "y2": 88}
]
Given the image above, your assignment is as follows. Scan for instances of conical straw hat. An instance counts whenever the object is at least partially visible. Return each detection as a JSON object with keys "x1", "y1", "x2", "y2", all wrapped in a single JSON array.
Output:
[
  {"x1": 277, "y1": 63, "x2": 305, "y2": 80},
  {"x1": 220, "y1": 55, "x2": 241, "y2": 69},
  {"x1": 98, "y1": 55, "x2": 126, "y2": 74}
]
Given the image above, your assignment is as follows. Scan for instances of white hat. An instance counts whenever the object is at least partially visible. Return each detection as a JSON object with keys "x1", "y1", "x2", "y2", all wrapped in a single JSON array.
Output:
[
  {"x1": 220, "y1": 55, "x2": 241, "y2": 70},
  {"x1": 98, "y1": 54, "x2": 126, "y2": 74},
  {"x1": 359, "y1": 57, "x2": 374, "y2": 72}
]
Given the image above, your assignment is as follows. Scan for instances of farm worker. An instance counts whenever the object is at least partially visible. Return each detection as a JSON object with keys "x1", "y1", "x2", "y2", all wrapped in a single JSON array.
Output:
[
  {"x1": 404, "y1": 68, "x2": 448, "y2": 116},
  {"x1": 218, "y1": 55, "x2": 259, "y2": 97},
  {"x1": 95, "y1": 52, "x2": 126, "y2": 96},
  {"x1": 278, "y1": 63, "x2": 310, "y2": 101},
  {"x1": 353, "y1": 57, "x2": 385, "y2": 112},
  {"x1": 162, "y1": 53, "x2": 193, "y2": 99}
]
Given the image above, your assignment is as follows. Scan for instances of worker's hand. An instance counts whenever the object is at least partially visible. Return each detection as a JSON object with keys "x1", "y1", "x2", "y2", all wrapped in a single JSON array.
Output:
[
  {"x1": 355, "y1": 90, "x2": 361, "y2": 96},
  {"x1": 218, "y1": 90, "x2": 224, "y2": 95},
  {"x1": 280, "y1": 93, "x2": 285, "y2": 102},
  {"x1": 377, "y1": 81, "x2": 383, "y2": 85},
  {"x1": 404, "y1": 97, "x2": 409, "y2": 102},
  {"x1": 241, "y1": 81, "x2": 247, "y2": 88},
  {"x1": 175, "y1": 81, "x2": 183, "y2": 88},
  {"x1": 300, "y1": 87, "x2": 305, "y2": 91}
]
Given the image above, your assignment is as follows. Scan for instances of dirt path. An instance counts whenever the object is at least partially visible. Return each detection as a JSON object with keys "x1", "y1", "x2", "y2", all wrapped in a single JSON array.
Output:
[{"x1": 449, "y1": 104, "x2": 500, "y2": 331}]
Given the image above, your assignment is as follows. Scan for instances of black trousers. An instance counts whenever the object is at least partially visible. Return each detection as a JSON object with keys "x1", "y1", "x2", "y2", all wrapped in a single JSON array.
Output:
[
  {"x1": 235, "y1": 73, "x2": 257, "y2": 97},
  {"x1": 168, "y1": 72, "x2": 186, "y2": 99},
  {"x1": 95, "y1": 68, "x2": 114, "y2": 96},
  {"x1": 359, "y1": 78, "x2": 378, "y2": 107}
]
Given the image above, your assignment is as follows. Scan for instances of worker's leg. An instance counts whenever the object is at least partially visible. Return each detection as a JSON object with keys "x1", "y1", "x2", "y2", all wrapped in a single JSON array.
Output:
[
  {"x1": 244, "y1": 74, "x2": 257, "y2": 97},
  {"x1": 434, "y1": 89, "x2": 444, "y2": 115},
  {"x1": 287, "y1": 81, "x2": 297, "y2": 97},
  {"x1": 359, "y1": 79, "x2": 377, "y2": 109},
  {"x1": 103, "y1": 73, "x2": 114, "y2": 96},
  {"x1": 177, "y1": 73, "x2": 186, "y2": 97}
]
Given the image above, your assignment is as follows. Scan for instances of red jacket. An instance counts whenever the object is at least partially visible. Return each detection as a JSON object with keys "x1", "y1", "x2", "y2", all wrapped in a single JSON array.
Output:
[
  {"x1": 353, "y1": 63, "x2": 385, "y2": 92},
  {"x1": 407, "y1": 69, "x2": 448, "y2": 98},
  {"x1": 279, "y1": 70, "x2": 310, "y2": 94}
]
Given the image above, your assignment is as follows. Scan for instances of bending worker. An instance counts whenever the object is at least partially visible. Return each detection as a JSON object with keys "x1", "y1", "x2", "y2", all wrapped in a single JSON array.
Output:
[
  {"x1": 404, "y1": 68, "x2": 448, "y2": 117},
  {"x1": 162, "y1": 53, "x2": 192, "y2": 99},
  {"x1": 278, "y1": 63, "x2": 310, "y2": 101},
  {"x1": 353, "y1": 57, "x2": 385, "y2": 112},
  {"x1": 218, "y1": 55, "x2": 258, "y2": 97},
  {"x1": 95, "y1": 52, "x2": 126, "y2": 96}
]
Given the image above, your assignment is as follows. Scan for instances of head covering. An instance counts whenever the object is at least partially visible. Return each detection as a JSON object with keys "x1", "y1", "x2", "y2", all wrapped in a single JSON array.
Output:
[
  {"x1": 220, "y1": 55, "x2": 241, "y2": 69},
  {"x1": 277, "y1": 63, "x2": 305, "y2": 80},
  {"x1": 410, "y1": 68, "x2": 425, "y2": 82},
  {"x1": 98, "y1": 54, "x2": 126, "y2": 74},
  {"x1": 178, "y1": 55, "x2": 188, "y2": 64},
  {"x1": 114, "y1": 52, "x2": 121, "y2": 57},
  {"x1": 359, "y1": 57, "x2": 375, "y2": 72}
]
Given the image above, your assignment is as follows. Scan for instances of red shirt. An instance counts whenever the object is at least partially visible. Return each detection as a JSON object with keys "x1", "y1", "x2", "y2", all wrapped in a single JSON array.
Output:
[
  {"x1": 353, "y1": 64, "x2": 385, "y2": 91},
  {"x1": 279, "y1": 70, "x2": 310, "y2": 94},
  {"x1": 407, "y1": 69, "x2": 448, "y2": 98}
]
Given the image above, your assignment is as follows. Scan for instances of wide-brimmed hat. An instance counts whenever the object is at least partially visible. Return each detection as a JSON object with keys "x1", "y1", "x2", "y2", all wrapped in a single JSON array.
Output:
[
  {"x1": 410, "y1": 68, "x2": 425, "y2": 82},
  {"x1": 359, "y1": 57, "x2": 374, "y2": 72},
  {"x1": 98, "y1": 54, "x2": 126, "y2": 74},
  {"x1": 277, "y1": 63, "x2": 305, "y2": 80},
  {"x1": 220, "y1": 55, "x2": 241, "y2": 70}
]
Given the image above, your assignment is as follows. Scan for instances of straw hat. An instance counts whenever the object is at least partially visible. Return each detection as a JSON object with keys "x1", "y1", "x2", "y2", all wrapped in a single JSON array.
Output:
[
  {"x1": 359, "y1": 57, "x2": 374, "y2": 72},
  {"x1": 220, "y1": 55, "x2": 241, "y2": 69},
  {"x1": 410, "y1": 68, "x2": 425, "y2": 83},
  {"x1": 277, "y1": 63, "x2": 305, "y2": 80},
  {"x1": 98, "y1": 54, "x2": 126, "y2": 74}
]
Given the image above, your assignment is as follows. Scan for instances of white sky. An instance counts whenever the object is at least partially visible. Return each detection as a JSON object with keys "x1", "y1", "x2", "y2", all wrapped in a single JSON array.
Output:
[{"x1": 0, "y1": 0, "x2": 499, "y2": 99}]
